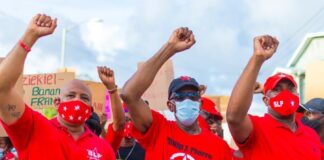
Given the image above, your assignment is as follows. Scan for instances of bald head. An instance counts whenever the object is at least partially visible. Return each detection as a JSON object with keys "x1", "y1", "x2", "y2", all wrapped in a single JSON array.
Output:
[{"x1": 60, "y1": 79, "x2": 92, "y2": 106}]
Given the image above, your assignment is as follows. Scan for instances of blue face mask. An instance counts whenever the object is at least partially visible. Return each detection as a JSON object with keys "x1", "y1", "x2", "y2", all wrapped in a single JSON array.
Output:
[{"x1": 175, "y1": 99, "x2": 200, "y2": 126}]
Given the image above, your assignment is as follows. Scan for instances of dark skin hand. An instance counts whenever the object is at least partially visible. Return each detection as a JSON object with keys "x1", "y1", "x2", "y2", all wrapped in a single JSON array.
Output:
[{"x1": 121, "y1": 27, "x2": 196, "y2": 133}]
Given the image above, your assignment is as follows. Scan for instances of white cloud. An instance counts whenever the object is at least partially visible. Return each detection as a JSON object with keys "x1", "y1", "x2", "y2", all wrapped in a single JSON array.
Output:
[
  {"x1": 249, "y1": 95, "x2": 267, "y2": 116},
  {"x1": 0, "y1": 43, "x2": 11, "y2": 56},
  {"x1": 24, "y1": 47, "x2": 60, "y2": 74},
  {"x1": 209, "y1": 74, "x2": 228, "y2": 83},
  {"x1": 1, "y1": 0, "x2": 324, "y2": 98},
  {"x1": 81, "y1": 22, "x2": 127, "y2": 62},
  {"x1": 244, "y1": 0, "x2": 324, "y2": 37}
]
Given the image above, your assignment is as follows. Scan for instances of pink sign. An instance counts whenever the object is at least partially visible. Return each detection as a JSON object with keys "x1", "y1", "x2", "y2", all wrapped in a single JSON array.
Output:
[{"x1": 105, "y1": 91, "x2": 111, "y2": 120}]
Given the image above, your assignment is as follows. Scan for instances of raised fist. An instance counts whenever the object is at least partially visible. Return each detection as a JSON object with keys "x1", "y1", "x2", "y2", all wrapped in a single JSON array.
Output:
[
  {"x1": 167, "y1": 27, "x2": 196, "y2": 53},
  {"x1": 253, "y1": 35, "x2": 279, "y2": 61},
  {"x1": 97, "y1": 66, "x2": 116, "y2": 90},
  {"x1": 253, "y1": 82, "x2": 264, "y2": 94},
  {"x1": 26, "y1": 14, "x2": 57, "y2": 38}
]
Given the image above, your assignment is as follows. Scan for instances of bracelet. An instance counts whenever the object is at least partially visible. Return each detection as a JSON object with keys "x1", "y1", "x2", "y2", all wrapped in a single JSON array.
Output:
[
  {"x1": 108, "y1": 85, "x2": 118, "y2": 94},
  {"x1": 19, "y1": 40, "x2": 31, "y2": 52}
]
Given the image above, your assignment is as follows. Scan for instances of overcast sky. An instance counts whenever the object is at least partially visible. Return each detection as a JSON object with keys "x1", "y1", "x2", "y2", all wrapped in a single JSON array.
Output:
[{"x1": 1, "y1": 0, "x2": 324, "y2": 114}]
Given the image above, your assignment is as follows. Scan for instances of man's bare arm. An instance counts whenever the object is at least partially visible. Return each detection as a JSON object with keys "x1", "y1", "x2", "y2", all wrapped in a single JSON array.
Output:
[
  {"x1": 0, "y1": 14, "x2": 57, "y2": 124},
  {"x1": 98, "y1": 66, "x2": 125, "y2": 131},
  {"x1": 121, "y1": 27, "x2": 196, "y2": 133},
  {"x1": 226, "y1": 35, "x2": 279, "y2": 142}
]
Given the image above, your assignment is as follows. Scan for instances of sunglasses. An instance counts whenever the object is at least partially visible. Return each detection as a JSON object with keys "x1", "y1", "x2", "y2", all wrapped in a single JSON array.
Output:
[{"x1": 170, "y1": 92, "x2": 200, "y2": 101}]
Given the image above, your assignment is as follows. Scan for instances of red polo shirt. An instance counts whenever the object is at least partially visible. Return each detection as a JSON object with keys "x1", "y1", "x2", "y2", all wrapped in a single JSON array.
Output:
[
  {"x1": 0, "y1": 105, "x2": 115, "y2": 160},
  {"x1": 236, "y1": 114, "x2": 322, "y2": 160},
  {"x1": 105, "y1": 123, "x2": 124, "y2": 153},
  {"x1": 131, "y1": 110, "x2": 231, "y2": 160}
]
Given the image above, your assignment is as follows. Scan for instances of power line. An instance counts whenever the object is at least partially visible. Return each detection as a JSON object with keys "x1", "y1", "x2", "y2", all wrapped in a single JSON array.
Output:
[{"x1": 260, "y1": 4, "x2": 324, "y2": 75}]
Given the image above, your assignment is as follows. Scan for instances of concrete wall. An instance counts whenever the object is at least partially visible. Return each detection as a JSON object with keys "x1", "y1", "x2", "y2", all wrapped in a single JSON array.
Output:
[{"x1": 305, "y1": 61, "x2": 324, "y2": 101}]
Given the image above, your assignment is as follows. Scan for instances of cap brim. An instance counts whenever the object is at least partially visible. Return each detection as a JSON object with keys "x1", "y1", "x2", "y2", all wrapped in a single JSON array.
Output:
[
  {"x1": 297, "y1": 104, "x2": 308, "y2": 112},
  {"x1": 213, "y1": 113, "x2": 223, "y2": 120}
]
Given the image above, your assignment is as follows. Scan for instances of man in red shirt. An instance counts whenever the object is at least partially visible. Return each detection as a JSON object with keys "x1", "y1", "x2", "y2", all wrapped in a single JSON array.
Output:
[
  {"x1": 198, "y1": 97, "x2": 244, "y2": 160},
  {"x1": 97, "y1": 66, "x2": 127, "y2": 154},
  {"x1": 121, "y1": 27, "x2": 231, "y2": 160},
  {"x1": 106, "y1": 103, "x2": 146, "y2": 160},
  {"x1": 198, "y1": 97, "x2": 224, "y2": 138},
  {"x1": 226, "y1": 35, "x2": 322, "y2": 159},
  {"x1": 0, "y1": 14, "x2": 114, "y2": 159},
  {"x1": 98, "y1": 67, "x2": 146, "y2": 159},
  {"x1": 301, "y1": 98, "x2": 324, "y2": 157}
]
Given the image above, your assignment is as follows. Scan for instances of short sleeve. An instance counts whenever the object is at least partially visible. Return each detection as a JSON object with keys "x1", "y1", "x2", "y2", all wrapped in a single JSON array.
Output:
[
  {"x1": 0, "y1": 105, "x2": 34, "y2": 151},
  {"x1": 105, "y1": 123, "x2": 124, "y2": 153},
  {"x1": 234, "y1": 115, "x2": 260, "y2": 150},
  {"x1": 130, "y1": 110, "x2": 166, "y2": 149}
]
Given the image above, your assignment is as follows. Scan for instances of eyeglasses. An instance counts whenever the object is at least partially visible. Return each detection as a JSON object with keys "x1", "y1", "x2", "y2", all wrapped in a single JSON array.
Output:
[{"x1": 170, "y1": 92, "x2": 200, "y2": 101}]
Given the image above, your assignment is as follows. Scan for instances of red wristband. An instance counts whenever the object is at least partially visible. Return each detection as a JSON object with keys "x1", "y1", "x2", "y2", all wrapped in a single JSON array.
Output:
[{"x1": 19, "y1": 40, "x2": 31, "y2": 52}]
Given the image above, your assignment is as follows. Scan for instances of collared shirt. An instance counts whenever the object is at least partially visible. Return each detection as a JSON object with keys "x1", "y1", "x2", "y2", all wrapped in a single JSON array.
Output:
[
  {"x1": 236, "y1": 114, "x2": 322, "y2": 160},
  {"x1": 131, "y1": 110, "x2": 231, "y2": 160},
  {"x1": 1, "y1": 105, "x2": 115, "y2": 160}
]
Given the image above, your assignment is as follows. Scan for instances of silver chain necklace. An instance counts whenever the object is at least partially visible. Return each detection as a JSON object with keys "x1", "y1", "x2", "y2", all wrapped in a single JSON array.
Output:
[{"x1": 117, "y1": 143, "x2": 136, "y2": 160}]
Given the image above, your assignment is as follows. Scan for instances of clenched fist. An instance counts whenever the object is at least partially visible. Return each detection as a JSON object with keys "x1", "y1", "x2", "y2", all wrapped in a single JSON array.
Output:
[
  {"x1": 26, "y1": 14, "x2": 57, "y2": 39},
  {"x1": 167, "y1": 27, "x2": 196, "y2": 53},
  {"x1": 97, "y1": 66, "x2": 116, "y2": 90},
  {"x1": 253, "y1": 35, "x2": 279, "y2": 61}
]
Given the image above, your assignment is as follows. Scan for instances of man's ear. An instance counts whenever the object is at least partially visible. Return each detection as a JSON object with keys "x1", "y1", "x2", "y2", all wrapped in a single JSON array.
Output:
[
  {"x1": 54, "y1": 97, "x2": 61, "y2": 108},
  {"x1": 262, "y1": 96, "x2": 269, "y2": 106},
  {"x1": 304, "y1": 111, "x2": 311, "y2": 117},
  {"x1": 167, "y1": 100, "x2": 176, "y2": 112},
  {"x1": 199, "y1": 85, "x2": 207, "y2": 96}
]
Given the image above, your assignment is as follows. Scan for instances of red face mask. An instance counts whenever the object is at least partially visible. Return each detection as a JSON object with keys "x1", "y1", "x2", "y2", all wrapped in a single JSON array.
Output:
[
  {"x1": 58, "y1": 100, "x2": 92, "y2": 125},
  {"x1": 269, "y1": 90, "x2": 300, "y2": 116},
  {"x1": 123, "y1": 122, "x2": 133, "y2": 139}
]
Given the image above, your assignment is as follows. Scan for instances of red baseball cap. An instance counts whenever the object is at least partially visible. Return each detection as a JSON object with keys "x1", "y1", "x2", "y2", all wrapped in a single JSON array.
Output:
[
  {"x1": 263, "y1": 72, "x2": 297, "y2": 94},
  {"x1": 201, "y1": 97, "x2": 223, "y2": 120}
]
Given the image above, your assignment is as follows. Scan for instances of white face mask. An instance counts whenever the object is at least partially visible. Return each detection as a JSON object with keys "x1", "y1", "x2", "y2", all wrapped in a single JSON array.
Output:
[{"x1": 175, "y1": 99, "x2": 200, "y2": 126}]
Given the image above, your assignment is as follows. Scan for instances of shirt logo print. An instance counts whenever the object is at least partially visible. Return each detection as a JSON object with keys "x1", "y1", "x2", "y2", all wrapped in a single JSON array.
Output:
[
  {"x1": 170, "y1": 152, "x2": 195, "y2": 160},
  {"x1": 86, "y1": 147, "x2": 102, "y2": 160}
]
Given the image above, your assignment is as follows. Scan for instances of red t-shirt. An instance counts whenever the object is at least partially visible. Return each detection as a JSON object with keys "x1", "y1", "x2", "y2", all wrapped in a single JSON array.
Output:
[
  {"x1": 1, "y1": 105, "x2": 115, "y2": 160},
  {"x1": 105, "y1": 123, "x2": 124, "y2": 153},
  {"x1": 131, "y1": 110, "x2": 231, "y2": 160},
  {"x1": 236, "y1": 114, "x2": 322, "y2": 160}
]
